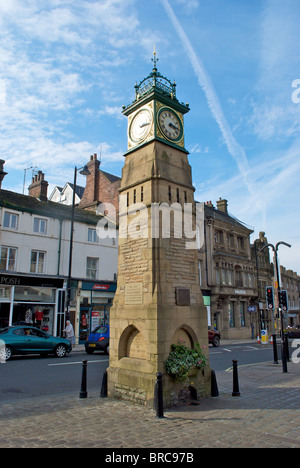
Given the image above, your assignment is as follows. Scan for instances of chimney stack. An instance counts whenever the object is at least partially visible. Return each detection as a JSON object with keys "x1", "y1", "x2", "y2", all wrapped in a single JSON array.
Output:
[
  {"x1": 0, "y1": 160, "x2": 7, "y2": 190},
  {"x1": 216, "y1": 197, "x2": 228, "y2": 214},
  {"x1": 28, "y1": 171, "x2": 48, "y2": 201},
  {"x1": 79, "y1": 153, "x2": 101, "y2": 210}
]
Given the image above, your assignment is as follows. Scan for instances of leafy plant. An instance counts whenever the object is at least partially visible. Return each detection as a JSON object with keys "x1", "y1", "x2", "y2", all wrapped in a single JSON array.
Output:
[{"x1": 164, "y1": 342, "x2": 208, "y2": 383}]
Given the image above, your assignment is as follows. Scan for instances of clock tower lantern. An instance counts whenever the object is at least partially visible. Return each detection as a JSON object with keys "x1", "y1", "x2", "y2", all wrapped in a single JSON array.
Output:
[{"x1": 107, "y1": 52, "x2": 210, "y2": 408}]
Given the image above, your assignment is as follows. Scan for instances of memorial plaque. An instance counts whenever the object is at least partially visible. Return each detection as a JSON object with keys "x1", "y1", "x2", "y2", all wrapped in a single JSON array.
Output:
[
  {"x1": 125, "y1": 282, "x2": 143, "y2": 305},
  {"x1": 176, "y1": 287, "x2": 190, "y2": 306}
]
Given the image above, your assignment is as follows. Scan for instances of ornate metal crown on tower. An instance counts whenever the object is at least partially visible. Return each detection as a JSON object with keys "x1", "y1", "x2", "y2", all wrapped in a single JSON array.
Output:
[{"x1": 123, "y1": 48, "x2": 190, "y2": 113}]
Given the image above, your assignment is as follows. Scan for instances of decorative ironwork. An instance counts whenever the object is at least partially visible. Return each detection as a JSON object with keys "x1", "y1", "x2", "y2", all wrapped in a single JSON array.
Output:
[{"x1": 134, "y1": 49, "x2": 177, "y2": 101}]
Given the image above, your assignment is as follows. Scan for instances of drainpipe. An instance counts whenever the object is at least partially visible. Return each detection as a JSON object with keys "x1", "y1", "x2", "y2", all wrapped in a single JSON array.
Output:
[{"x1": 57, "y1": 218, "x2": 63, "y2": 276}]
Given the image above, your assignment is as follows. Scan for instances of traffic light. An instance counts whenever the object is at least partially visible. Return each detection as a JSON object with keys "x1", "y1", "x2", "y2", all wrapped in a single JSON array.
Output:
[
  {"x1": 280, "y1": 290, "x2": 288, "y2": 311},
  {"x1": 266, "y1": 286, "x2": 274, "y2": 310}
]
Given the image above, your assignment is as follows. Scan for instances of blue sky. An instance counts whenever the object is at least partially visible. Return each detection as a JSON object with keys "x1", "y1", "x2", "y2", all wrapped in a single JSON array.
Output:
[{"x1": 1, "y1": 0, "x2": 300, "y2": 273}]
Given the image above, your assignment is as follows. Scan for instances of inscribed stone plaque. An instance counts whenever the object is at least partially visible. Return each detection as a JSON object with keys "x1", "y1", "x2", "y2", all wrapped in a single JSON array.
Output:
[
  {"x1": 176, "y1": 287, "x2": 190, "y2": 306},
  {"x1": 125, "y1": 283, "x2": 143, "y2": 305}
]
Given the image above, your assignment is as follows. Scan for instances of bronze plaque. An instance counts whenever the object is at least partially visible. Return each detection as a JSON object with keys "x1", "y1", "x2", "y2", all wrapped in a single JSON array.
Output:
[{"x1": 176, "y1": 287, "x2": 190, "y2": 306}]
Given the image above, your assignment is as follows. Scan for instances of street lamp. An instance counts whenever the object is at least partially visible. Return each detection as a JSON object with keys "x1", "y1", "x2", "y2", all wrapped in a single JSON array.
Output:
[
  {"x1": 260, "y1": 241, "x2": 291, "y2": 373},
  {"x1": 66, "y1": 164, "x2": 90, "y2": 321}
]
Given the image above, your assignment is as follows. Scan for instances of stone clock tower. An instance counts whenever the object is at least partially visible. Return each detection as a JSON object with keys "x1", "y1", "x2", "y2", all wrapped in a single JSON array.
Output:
[{"x1": 107, "y1": 52, "x2": 210, "y2": 408}]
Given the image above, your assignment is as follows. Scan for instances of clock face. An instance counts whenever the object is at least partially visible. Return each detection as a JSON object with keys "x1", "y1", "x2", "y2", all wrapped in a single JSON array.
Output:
[
  {"x1": 157, "y1": 107, "x2": 183, "y2": 142},
  {"x1": 129, "y1": 108, "x2": 153, "y2": 144}
]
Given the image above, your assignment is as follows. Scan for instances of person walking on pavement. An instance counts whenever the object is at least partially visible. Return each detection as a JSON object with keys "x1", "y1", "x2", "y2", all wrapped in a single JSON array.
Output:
[{"x1": 63, "y1": 320, "x2": 76, "y2": 346}]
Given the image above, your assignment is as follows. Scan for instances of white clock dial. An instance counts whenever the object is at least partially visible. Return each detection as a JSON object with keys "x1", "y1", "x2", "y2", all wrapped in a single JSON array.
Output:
[
  {"x1": 158, "y1": 108, "x2": 183, "y2": 142},
  {"x1": 129, "y1": 108, "x2": 153, "y2": 143}
]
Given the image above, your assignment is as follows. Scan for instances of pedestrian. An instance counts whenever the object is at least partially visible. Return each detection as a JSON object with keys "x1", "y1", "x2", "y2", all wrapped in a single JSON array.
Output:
[{"x1": 63, "y1": 320, "x2": 76, "y2": 346}]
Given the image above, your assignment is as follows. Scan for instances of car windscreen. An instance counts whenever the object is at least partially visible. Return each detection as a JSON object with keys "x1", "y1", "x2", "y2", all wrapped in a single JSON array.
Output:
[
  {"x1": 0, "y1": 328, "x2": 9, "y2": 335},
  {"x1": 92, "y1": 326, "x2": 108, "y2": 334}
]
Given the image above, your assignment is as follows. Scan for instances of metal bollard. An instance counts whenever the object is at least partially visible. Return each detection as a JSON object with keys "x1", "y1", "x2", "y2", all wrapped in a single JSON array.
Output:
[
  {"x1": 211, "y1": 370, "x2": 219, "y2": 397},
  {"x1": 284, "y1": 333, "x2": 290, "y2": 362},
  {"x1": 79, "y1": 360, "x2": 88, "y2": 399},
  {"x1": 232, "y1": 360, "x2": 240, "y2": 397},
  {"x1": 100, "y1": 370, "x2": 108, "y2": 398},
  {"x1": 155, "y1": 373, "x2": 164, "y2": 418},
  {"x1": 272, "y1": 334, "x2": 279, "y2": 364}
]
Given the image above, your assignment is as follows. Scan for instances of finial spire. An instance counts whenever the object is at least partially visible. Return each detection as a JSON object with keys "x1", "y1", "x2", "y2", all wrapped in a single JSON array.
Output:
[{"x1": 152, "y1": 44, "x2": 159, "y2": 70}]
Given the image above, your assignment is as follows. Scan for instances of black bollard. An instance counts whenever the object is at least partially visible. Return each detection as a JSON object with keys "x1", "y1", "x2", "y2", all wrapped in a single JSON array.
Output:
[
  {"x1": 232, "y1": 360, "x2": 240, "y2": 397},
  {"x1": 100, "y1": 370, "x2": 108, "y2": 398},
  {"x1": 284, "y1": 333, "x2": 290, "y2": 362},
  {"x1": 79, "y1": 360, "x2": 88, "y2": 399},
  {"x1": 155, "y1": 373, "x2": 164, "y2": 418},
  {"x1": 211, "y1": 370, "x2": 219, "y2": 397},
  {"x1": 272, "y1": 334, "x2": 279, "y2": 364}
]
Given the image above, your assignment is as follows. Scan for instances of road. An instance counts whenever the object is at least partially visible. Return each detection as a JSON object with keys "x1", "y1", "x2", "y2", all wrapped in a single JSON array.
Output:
[
  {"x1": 0, "y1": 342, "x2": 283, "y2": 403},
  {"x1": 0, "y1": 352, "x2": 109, "y2": 403}
]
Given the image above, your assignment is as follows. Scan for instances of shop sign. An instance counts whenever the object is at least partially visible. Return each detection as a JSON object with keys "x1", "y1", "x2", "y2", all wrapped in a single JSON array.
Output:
[{"x1": 0, "y1": 274, "x2": 64, "y2": 288}]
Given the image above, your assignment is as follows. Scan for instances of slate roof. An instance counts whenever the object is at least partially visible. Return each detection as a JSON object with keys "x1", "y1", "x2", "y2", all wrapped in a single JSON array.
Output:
[{"x1": 0, "y1": 189, "x2": 103, "y2": 226}]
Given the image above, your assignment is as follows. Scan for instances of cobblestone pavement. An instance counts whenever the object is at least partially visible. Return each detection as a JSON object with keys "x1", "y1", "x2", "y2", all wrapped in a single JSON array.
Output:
[{"x1": 0, "y1": 360, "x2": 299, "y2": 448}]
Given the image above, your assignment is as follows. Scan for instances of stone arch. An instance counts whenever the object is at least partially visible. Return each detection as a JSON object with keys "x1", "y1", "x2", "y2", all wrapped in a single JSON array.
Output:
[
  {"x1": 118, "y1": 325, "x2": 147, "y2": 360},
  {"x1": 171, "y1": 324, "x2": 197, "y2": 349}
]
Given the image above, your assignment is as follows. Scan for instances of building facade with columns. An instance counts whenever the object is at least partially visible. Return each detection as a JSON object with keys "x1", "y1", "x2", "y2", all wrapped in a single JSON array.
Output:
[{"x1": 199, "y1": 198, "x2": 257, "y2": 340}]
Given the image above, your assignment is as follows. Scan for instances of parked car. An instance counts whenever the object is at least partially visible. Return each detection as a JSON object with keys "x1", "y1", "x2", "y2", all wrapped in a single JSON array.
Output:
[
  {"x1": 208, "y1": 328, "x2": 221, "y2": 347},
  {"x1": 0, "y1": 326, "x2": 72, "y2": 361},
  {"x1": 85, "y1": 325, "x2": 219, "y2": 354},
  {"x1": 85, "y1": 325, "x2": 110, "y2": 355}
]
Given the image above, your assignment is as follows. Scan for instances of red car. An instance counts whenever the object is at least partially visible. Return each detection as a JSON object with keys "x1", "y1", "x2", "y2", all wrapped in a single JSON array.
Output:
[{"x1": 208, "y1": 328, "x2": 221, "y2": 347}]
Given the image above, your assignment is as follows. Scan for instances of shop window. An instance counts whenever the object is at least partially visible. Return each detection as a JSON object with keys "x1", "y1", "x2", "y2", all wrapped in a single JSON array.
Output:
[
  {"x1": 229, "y1": 302, "x2": 235, "y2": 328},
  {"x1": 0, "y1": 246, "x2": 17, "y2": 271},
  {"x1": 3, "y1": 212, "x2": 18, "y2": 230},
  {"x1": 30, "y1": 251, "x2": 45, "y2": 274},
  {"x1": 86, "y1": 257, "x2": 99, "y2": 279},
  {"x1": 239, "y1": 302, "x2": 246, "y2": 327},
  {"x1": 33, "y1": 217, "x2": 47, "y2": 235}
]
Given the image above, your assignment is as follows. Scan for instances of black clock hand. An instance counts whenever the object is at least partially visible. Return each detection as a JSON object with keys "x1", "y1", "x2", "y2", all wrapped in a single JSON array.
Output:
[
  {"x1": 140, "y1": 122, "x2": 150, "y2": 128},
  {"x1": 169, "y1": 123, "x2": 179, "y2": 131}
]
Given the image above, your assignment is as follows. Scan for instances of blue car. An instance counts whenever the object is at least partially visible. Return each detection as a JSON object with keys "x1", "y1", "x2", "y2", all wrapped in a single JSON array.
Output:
[{"x1": 85, "y1": 325, "x2": 109, "y2": 355}]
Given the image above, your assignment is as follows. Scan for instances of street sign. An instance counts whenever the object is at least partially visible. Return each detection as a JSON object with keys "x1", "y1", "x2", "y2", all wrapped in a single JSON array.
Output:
[{"x1": 247, "y1": 306, "x2": 257, "y2": 313}]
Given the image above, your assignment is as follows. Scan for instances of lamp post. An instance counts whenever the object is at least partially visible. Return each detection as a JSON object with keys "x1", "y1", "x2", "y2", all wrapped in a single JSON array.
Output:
[
  {"x1": 66, "y1": 165, "x2": 90, "y2": 321},
  {"x1": 260, "y1": 241, "x2": 291, "y2": 373}
]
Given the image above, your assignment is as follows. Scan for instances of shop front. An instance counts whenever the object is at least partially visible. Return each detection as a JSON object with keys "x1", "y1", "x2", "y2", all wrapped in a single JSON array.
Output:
[
  {"x1": 79, "y1": 281, "x2": 116, "y2": 343},
  {"x1": 0, "y1": 273, "x2": 65, "y2": 336}
]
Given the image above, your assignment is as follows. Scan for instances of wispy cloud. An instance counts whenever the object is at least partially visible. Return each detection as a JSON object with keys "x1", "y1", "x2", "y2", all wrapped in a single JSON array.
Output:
[{"x1": 160, "y1": 0, "x2": 254, "y2": 198}]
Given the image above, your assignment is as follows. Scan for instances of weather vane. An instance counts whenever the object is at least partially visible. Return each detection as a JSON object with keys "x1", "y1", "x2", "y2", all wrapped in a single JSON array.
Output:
[{"x1": 152, "y1": 44, "x2": 159, "y2": 69}]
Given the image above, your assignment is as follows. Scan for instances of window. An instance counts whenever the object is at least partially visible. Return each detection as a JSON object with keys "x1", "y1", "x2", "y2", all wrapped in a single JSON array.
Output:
[
  {"x1": 30, "y1": 251, "x2": 45, "y2": 274},
  {"x1": 227, "y1": 270, "x2": 234, "y2": 286},
  {"x1": 33, "y1": 217, "x2": 47, "y2": 234},
  {"x1": 133, "y1": 189, "x2": 136, "y2": 204},
  {"x1": 0, "y1": 247, "x2": 17, "y2": 271},
  {"x1": 3, "y1": 212, "x2": 18, "y2": 230},
  {"x1": 141, "y1": 186, "x2": 144, "y2": 203},
  {"x1": 239, "y1": 302, "x2": 246, "y2": 327},
  {"x1": 237, "y1": 236, "x2": 245, "y2": 250},
  {"x1": 235, "y1": 267, "x2": 243, "y2": 287},
  {"x1": 229, "y1": 302, "x2": 235, "y2": 328},
  {"x1": 226, "y1": 233, "x2": 235, "y2": 248},
  {"x1": 86, "y1": 257, "x2": 99, "y2": 279},
  {"x1": 88, "y1": 228, "x2": 98, "y2": 243},
  {"x1": 215, "y1": 230, "x2": 224, "y2": 244}
]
